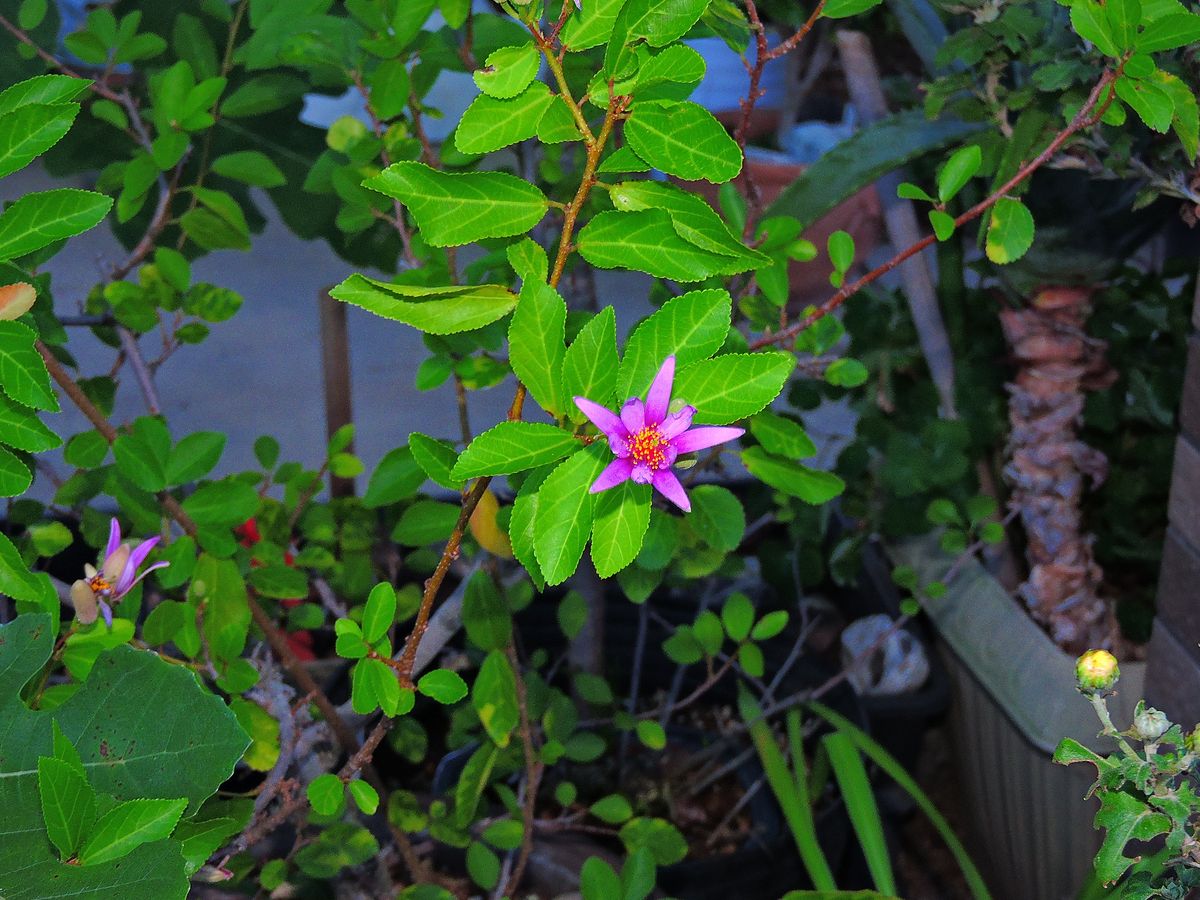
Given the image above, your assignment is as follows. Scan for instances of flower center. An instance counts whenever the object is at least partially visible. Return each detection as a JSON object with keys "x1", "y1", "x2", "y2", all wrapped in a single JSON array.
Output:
[
  {"x1": 629, "y1": 426, "x2": 669, "y2": 470},
  {"x1": 87, "y1": 574, "x2": 113, "y2": 597}
]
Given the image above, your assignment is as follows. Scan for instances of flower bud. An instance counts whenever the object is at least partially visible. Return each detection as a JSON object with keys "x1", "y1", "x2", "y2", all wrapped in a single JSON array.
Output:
[
  {"x1": 1075, "y1": 649, "x2": 1119, "y2": 694},
  {"x1": 1133, "y1": 706, "x2": 1169, "y2": 742}
]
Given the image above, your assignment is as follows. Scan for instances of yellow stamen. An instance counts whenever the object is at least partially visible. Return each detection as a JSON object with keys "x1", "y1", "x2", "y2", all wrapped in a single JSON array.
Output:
[{"x1": 629, "y1": 426, "x2": 668, "y2": 469}]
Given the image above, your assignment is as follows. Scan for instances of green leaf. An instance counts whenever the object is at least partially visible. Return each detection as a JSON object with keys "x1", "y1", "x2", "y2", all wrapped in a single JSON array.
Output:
[
  {"x1": 1070, "y1": 0, "x2": 1121, "y2": 56},
  {"x1": 721, "y1": 593, "x2": 754, "y2": 642},
  {"x1": 457, "y1": 82, "x2": 553, "y2": 154},
  {"x1": 467, "y1": 841, "x2": 501, "y2": 890},
  {"x1": 624, "y1": 100, "x2": 742, "y2": 183},
  {"x1": 610, "y1": 0, "x2": 709, "y2": 55},
  {"x1": 362, "y1": 582, "x2": 397, "y2": 644},
  {"x1": 563, "y1": 0, "x2": 631, "y2": 50},
  {"x1": 78, "y1": 798, "x2": 187, "y2": 866},
  {"x1": 392, "y1": 500, "x2": 459, "y2": 546},
  {"x1": 0, "y1": 189, "x2": 112, "y2": 262},
  {"x1": 453, "y1": 422, "x2": 579, "y2": 479},
  {"x1": 0, "y1": 103, "x2": 79, "y2": 181},
  {"x1": 742, "y1": 447, "x2": 846, "y2": 504},
  {"x1": 752, "y1": 610, "x2": 789, "y2": 640},
  {"x1": 767, "y1": 112, "x2": 981, "y2": 228},
  {"x1": 0, "y1": 532, "x2": 44, "y2": 601},
  {"x1": 0, "y1": 394, "x2": 60, "y2": 451},
  {"x1": 363, "y1": 446, "x2": 425, "y2": 507},
  {"x1": 0, "y1": 614, "x2": 247, "y2": 896},
  {"x1": 192, "y1": 554, "x2": 250, "y2": 662},
  {"x1": 822, "y1": 0, "x2": 885, "y2": 17},
  {"x1": 331, "y1": 274, "x2": 517, "y2": 335},
  {"x1": 578, "y1": 209, "x2": 742, "y2": 281},
  {"x1": 473, "y1": 43, "x2": 540, "y2": 99},
  {"x1": 0, "y1": 321, "x2": 57, "y2": 411},
  {"x1": 1114, "y1": 74, "x2": 1174, "y2": 133},
  {"x1": 533, "y1": 444, "x2": 610, "y2": 586},
  {"x1": 564, "y1": 307, "x2": 619, "y2": 423},
  {"x1": 928, "y1": 210, "x2": 956, "y2": 242},
  {"x1": 0, "y1": 446, "x2": 32, "y2": 496},
  {"x1": 1093, "y1": 791, "x2": 1171, "y2": 884},
  {"x1": 221, "y1": 74, "x2": 308, "y2": 117},
  {"x1": 635, "y1": 720, "x2": 667, "y2": 751},
  {"x1": 936, "y1": 145, "x2": 981, "y2": 203},
  {"x1": 590, "y1": 480, "x2": 652, "y2": 578},
  {"x1": 828, "y1": 230, "x2": 855, "y2": 274},
  {"x1": 824, "y1": 733, "x2": 896, "y2": 895},
  {"x1": 64, "y1": 431, "x2": 109, "y2": 468},
  {"x1": 0, "y1": 76, "x2": 88, "y2": 116},
  {"x1": 598, "y1": 145, "x2": 653, "y2": 175},
  {"x1": 1160, "y1": 71, "x2": 1198, "y2": 161},
  {"x1": 366, "y1": 58, "x2": 411, "y2": 119},
  {"x1": 507, "y1": 237, "x2": 548, "y2": 283},
  {"x1": 165, "y1": 431, "x2": 225, "y2": 485},
  {"x1": 618, "y1": 289, "x2": 731, "y2": 399},
  {"x1": 1137, "y1": 12, "x2": 1200, "y2": 52},
  {"x1": 247, "y1": 565, "x2": 308, "y2": 600},
  {"x1": 690, "y1": 485, "x2": 745, "y2": 552},
  {"x1": 409, "y1": 432, "x2": 463, "y2": 490},
  {"x1": 591, "y1": 794, "x2": 634, "y2": 824},
  {"x1": 509, "y1": 280, "x2": 567, "y2": 416},
  {"x1": 37, "y1": 755, "x2": 96, "y2": 859},
  {"x1": 674, "y1": 352, "x2": 794, "y2": 425},
  {"x1": 181, "y1": 479, "x2": 260, "y2": 526},
  {"x1": 618, "y1": 817, "x2": 688, "y2": 866},
  {"x1": 455, "y1": 743, "x2": 499, "y2": 827},
  {"x1": 984, "y1": 197, "x2": 1035, "y2": 264},
  {"x1": 473, "y1": 649, "x2": 520, "y2": 748},
  {"x1": 113, "y1": 416, "x2": 171, "y2": 492},
  {"x1": 582, "y1": 857, "x2": 623, "y2": 900},
  {"x1": 610, "y1": 181, "x2": 769, "y2": 268},
  {"x1": 294, "y1": 823, "x2": 378, "y2": 879},
  {"x1": 1106, "y1": 0, "x2": 1141, "y2": 49},
  {"x1": 462, "y1": 570, "x2": 512, "y2": 651},
  {"x1": 307, "y1": 773, "x2": 344, "y2": 816},
  {"x1": 348, "y1": 780, "x2": 379, "y2": 815},
  {"x1": 417, "y1": 668, "x2": 468, "y2": 704},
  {"x1": 750, "y1": 412, "x2": 816, "y2": 459},
  {"x1": 211, "y1": 150, "x2": 285, "y2": 188},
  {"x1": 365, "y1": 162, "x2": 549, "y2": 247}
]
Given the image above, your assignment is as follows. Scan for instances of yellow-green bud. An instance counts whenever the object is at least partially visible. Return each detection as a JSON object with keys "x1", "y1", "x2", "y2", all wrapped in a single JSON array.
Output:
[
  {"x1": 1075, "y1": 649, "x2": 1119, "y2": 695},
  {"x1": 1186, "y1": 726, "x2": 1200, "y2": 755},
  {"x1": 1133, "y1": 706, "x2": 1169, "y2": 742}
]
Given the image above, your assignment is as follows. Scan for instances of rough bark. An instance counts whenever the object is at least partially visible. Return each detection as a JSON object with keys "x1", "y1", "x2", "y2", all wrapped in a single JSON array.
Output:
[{"x1": 1001, "y1": 286, "x2": 1117, "y2": 653}]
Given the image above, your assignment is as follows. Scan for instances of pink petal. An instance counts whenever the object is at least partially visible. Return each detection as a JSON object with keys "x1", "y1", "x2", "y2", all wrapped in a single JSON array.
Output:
[
  {"x1": 660, "y1": 405, "x2": 695, "y2": 439},
  {"x1": 120, "y1": 561, "x2": 170, "y2": 598},
  {"x1": 99, "y1": 600, "x2": 113, "y2": 629},
  {"x1": 644, "y1": 356, "x2": 675, "y2": 426},
  {"x1": 652, "y1": 469, "x2": 691, "y2": 512},
  {"x1": 672, "y1": 426, "x2": 745, "y2": 455},
  {"x1": 590, "y1": 458, "x2": 634, "y2": 493},
  {"x1": 116, "y1": 536, "x2": 160, "y2": 594},
  {"x1": 574, "y1": 396, "x2": 629, "y2": 446},
  {"x1": 620, "y1": 398, "x2": 645, "y2": 434},
  {"x1": 630, "y1": 463, "x2": 654, "y2": 485},
  {"x1": 104, "y1": 518, "x2": 122, "y2": 559}
]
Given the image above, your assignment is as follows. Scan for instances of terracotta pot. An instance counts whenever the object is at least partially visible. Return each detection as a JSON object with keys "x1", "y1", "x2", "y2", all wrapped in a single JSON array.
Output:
[{"x1": 679, "y1": 154, "x2": 883, "y2": 308}]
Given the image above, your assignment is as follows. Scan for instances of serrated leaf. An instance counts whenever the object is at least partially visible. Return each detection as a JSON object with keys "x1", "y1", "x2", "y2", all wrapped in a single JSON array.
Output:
[
  {"x1": 165, "y1": 431, "x2": 224, "y2": 485},
  {"x1": 985, "y1": 197, "x2": 1035, "y2": 264},
  {"x1": 0, "y1": 103, "x2": 79, "y2": 181},
  {"x1": 473, "y1": 43, "x2": 540, "y2": 99},
  {"x1": 618, "y1": 289, "x2": 731, "y2": 399},
  {"x1": 331, "y1": 274, "x2": 517, "y2": 335},
  {"x1": 0, "y1": 321, "x2": 58, "y2": 410},
  {"x1": 0, "y1": 445, "x2": 32, "y2": 497},
  {"x1": 750, "y1": 413, "x2": 816, "y2": 459},
  {"x1": 624, "y1": 100, "x2": 742, "y2": 183},
  {"x1": 742, "y1": 447, "x2": 845, "y2": 504},
  {"x1": 0, "y1": 188, "x2": 111, "y2": 262},
  {"x1": 365, "y1": 162, "x2": 549, "y2": 247},
  {"x1": 77, "y1": 798, "x2": 187, "y2": 866},
  {"x1": 509, "y1": 280, "x2": 567, "y2": 416},
  {"x1": 456, "y1": 82, "x2": 553, "y2": 154},
  {"x1": 564, "y1": 307, "x2": 619, "y2": 423},
  {"x1": 472, "y1": 650, "x2": 519, "y2": 747},
  {"x1": 590, "y1": 480, "x2": 652, "y2": 578},
  {"x1": 533, "y1": 444, "x2": 610, "y2": 586},
  {"x1": 0, "y1": 393, "x2": 59, "y2": 451},
  {"x1": 409, "y1": 432, "x2": 463, "y2": 490},
  {"x1": 578, "y1": 209, "x2": 743, "y2": 281},
  {"x1": 673, "y1": 352, "x2": 794, "y2": 424},
  {"x1": 453, "y1": 422, "x2": 579, "y2": 479},
  {"x1": 689, "y1": 485, "x2": 744, "y2": 551},
  {"x1": 37, "y1": 755, "x2": 95, "y2": 859}
]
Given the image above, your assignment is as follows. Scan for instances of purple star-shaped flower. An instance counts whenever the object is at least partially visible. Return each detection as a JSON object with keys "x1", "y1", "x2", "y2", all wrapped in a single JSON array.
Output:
[
  {"x1": 70, "y1": 518, "x2": 169, "y2": 628},
  {"x1": 573, "y1": 356, "x2": 744, "y2": 512}
]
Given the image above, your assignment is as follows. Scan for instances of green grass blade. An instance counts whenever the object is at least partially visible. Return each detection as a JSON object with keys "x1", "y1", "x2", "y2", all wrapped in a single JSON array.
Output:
[
  {"x1": 808, "y1": 701, "x2": 993, "y2": 900},
  {"x1": 739, "y1": 688, "x2": 837, "y2": 892},
  {"x1": 823, "y1": 732, "x2": 897, "y2": 896}
]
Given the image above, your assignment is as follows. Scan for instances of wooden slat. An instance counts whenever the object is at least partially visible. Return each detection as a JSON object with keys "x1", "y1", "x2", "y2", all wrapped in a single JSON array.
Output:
[
  {"x1": 1168, "y1": 436, "x2": 1200, "y2": 552},
  {"x1": 1146, "y1": 621, "x2": 1200, "y2": 725},
  {"x1": 1181, "y1": 336, "x2": 1200, "y2": 442},
  {"x1": 1154, "y1": 527, "x2": 1200, "y2": 657}
]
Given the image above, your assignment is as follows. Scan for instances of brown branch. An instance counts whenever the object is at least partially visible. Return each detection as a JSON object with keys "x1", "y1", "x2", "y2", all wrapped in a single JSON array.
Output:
[
  {"x1": 503, "y1": 643, "x2": 544, "y2": 896},
  {"x1": 0, "y1": 14, "x2": 121, "y2": 101},
  {"x1": 749, "y1": 69, "x2": 1119, "y2": 350}
]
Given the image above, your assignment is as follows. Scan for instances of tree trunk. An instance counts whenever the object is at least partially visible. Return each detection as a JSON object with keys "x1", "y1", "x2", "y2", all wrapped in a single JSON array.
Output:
[{"x1": 1001, "y1": 286, "x2": 1117, "y2": 654}]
